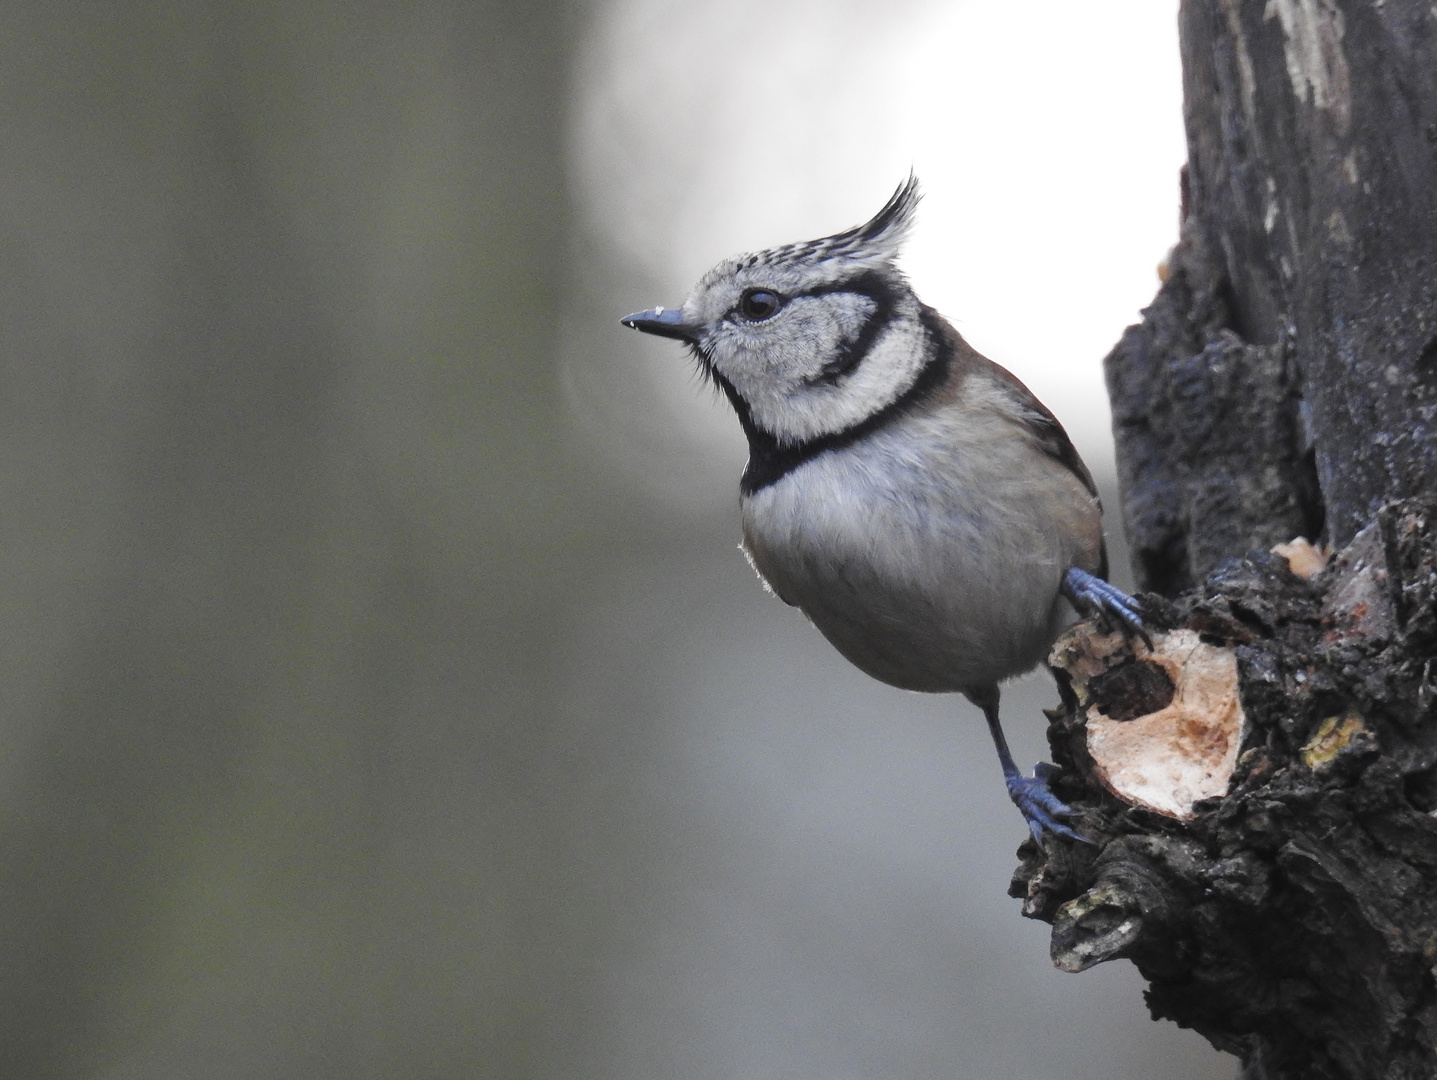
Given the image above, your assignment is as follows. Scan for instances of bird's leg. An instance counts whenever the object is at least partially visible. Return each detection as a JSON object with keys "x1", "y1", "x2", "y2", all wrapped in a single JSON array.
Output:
[
  {"x1": 1062, "y1": 567, "x2": 1147, "y2": 643},
  {"x1": 968, "y1": 685, "x2": 1088, "y2": 845}
]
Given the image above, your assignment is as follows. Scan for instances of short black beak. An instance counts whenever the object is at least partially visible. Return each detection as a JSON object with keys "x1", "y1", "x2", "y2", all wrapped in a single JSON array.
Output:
[{"x1": 620, "y1": 306, "x2": 698, "y2": 342}]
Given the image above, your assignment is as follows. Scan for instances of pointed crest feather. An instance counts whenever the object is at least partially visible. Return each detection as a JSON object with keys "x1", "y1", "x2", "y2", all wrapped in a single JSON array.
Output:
[
  {"x1": 847, "y1": 171, "x2": 921, "y2": 251},
  {"x1": 759, "y1": 173, "x2": 921, "y2": 272}
]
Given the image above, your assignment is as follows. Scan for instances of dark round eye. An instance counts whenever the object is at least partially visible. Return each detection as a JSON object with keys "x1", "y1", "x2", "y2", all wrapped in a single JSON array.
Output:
[{"x1": 738, "y1": 289, "x2": 784, "y2": 321}]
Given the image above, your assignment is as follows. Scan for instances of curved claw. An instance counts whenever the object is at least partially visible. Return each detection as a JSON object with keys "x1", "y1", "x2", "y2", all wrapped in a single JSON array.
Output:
[
  {"x1": 1062, "y1": 567, "x2": 1150, "y2": 646},
  {"x1": 1006, "y1": 763, "x2": 1093, "y2": 845}
]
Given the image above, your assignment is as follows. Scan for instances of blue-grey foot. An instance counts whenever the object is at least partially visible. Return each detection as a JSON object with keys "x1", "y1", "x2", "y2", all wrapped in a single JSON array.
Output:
[
  {"x1": 1062, "y1": 567, "x2": 1147, "y2": 640},
  {"x1": 1005, "y1": 762, "x2": 1089, "y2": 845},
  {"x1": 972, "y1": 685, "x2": 1093, "y2": 845}
]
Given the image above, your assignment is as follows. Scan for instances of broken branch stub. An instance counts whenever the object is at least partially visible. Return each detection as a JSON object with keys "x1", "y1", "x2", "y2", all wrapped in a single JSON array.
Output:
[
  {"x1": 1051, "y1": 627, "x2": 1245, "y2": 821},
  {"x1": 1014, "y1": 500, "x2": 1437, "y2": 1080}
]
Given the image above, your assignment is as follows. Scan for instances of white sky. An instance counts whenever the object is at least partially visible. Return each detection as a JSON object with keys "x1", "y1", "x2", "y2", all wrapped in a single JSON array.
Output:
[{"x1": 572, "y1": 0, "x2": 1185, "y2": 501}]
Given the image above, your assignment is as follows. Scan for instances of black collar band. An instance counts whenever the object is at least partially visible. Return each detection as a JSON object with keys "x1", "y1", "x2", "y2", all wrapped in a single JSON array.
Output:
[{"x1": 728, "y1": 306, "x2": 952, "y2": 496}]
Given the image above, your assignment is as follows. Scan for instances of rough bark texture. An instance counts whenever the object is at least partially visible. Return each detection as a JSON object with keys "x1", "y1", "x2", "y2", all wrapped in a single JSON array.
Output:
[
  {"x1": 1108, "y1": 0, "x2": 1437, "y2": 596},
  {"x1": 1030, "y1": 2, "x2": 1437, "y2": 1077},
  {"x1": 1017, "y1": 502, "x2": 1437, "y2": 1080}
]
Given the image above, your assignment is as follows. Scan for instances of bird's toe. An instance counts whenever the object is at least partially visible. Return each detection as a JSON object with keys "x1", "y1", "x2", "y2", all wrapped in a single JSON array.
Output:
[
  {"x1": 1063, "y1": 567, "x2": 1151, "y2": 646},
  {"x1": 1006, "y1": 766, "x2": 1092, "y2": 845}
]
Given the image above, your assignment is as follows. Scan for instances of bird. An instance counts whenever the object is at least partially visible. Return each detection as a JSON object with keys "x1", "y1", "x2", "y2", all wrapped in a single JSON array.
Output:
[{"x1": 620, "y1": 176, "x2": 1143, "y2": 843}]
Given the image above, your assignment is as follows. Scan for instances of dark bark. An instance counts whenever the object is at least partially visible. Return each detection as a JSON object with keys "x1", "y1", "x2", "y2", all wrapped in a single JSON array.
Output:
[
  {"x1": 1019, "y1": 504, "x2": 1437, "y2": 1079},
  {"x1": 1108, "y1": 0, "x2": 1437, "y2": 595},
  {"x1": 1027, "y1": 2, "x2": 1437, "y2": 1077}
]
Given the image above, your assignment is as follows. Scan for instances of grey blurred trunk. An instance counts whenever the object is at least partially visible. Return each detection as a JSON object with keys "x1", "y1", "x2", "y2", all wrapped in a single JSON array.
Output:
[{"x1": 1014, "y1": 3, "x2": 1437, "y2": 1078}]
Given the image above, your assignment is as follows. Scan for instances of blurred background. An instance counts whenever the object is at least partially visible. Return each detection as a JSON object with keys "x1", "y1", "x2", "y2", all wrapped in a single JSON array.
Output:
[{"x1": 0, "y1": 1, "x2": 1232, "y2": 1078}]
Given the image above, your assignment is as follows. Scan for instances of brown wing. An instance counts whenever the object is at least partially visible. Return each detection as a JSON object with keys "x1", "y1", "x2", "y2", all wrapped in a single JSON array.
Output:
[
  {"x1": 923, "y1": 308, "x2": 1100, "y2": 500},
  {"x1": 925, "y1": 310, "x2": 1110, "y2": 579},
  {"x1": 990, "y1": 366, "x2": 1100, "y2": 500},
  {"x1": 994, "y1": 373, "x2": 1111, "y2": 581}
]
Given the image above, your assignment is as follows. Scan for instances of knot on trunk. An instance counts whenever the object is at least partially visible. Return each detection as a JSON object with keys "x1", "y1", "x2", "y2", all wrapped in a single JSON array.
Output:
[{"x1": 1014, "y1": 500, "x2": 1437, "y2": 1080}]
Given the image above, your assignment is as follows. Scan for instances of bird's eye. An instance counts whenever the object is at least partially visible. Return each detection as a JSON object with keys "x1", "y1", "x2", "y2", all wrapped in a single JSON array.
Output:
[{"x1": 738, "y1": 289, "x2": 784, "y2": 321}]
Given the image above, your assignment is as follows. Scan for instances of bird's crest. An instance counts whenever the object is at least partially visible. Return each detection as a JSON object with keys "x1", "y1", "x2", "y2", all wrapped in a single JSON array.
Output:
[{"x1": 757, "y1": 173, "x2": 921, "y2": 272}]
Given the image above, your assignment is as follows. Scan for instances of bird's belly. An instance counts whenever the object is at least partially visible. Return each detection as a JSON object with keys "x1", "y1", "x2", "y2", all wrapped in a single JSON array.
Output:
[
  {"x1": 759, "y1": 546, "x2": 1067, "y2": 694},
  {"x1": 741, "y1": 455, "x2": 1082, "y2": 694}
]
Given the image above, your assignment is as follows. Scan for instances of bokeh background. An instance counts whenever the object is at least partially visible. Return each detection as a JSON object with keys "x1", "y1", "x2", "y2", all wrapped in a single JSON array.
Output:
[{"x1": 0, "y1": 2, "x2": 1233, "y2": 1078}]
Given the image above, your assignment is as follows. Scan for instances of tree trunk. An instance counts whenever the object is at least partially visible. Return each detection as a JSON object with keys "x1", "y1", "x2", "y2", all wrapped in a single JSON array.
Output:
[{"x1": 1014, "y1": 3, "x2": 1437, "y2": 1077}]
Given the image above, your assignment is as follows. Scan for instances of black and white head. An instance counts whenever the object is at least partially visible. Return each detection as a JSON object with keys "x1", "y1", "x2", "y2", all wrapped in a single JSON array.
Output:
[{"x1": 622, "y1": 177, "x2": 934, "y2": 446}]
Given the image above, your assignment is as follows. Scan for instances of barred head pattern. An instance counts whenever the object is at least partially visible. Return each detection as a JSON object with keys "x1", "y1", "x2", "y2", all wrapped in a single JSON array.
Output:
[{"x1": 722, "y1": 173, "x2": 921, "y2": 282}]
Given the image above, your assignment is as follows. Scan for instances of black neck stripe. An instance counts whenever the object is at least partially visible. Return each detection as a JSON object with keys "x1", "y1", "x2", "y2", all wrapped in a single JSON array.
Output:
[{"x1": 725, "y1": 305, "x2": 953, "y2": 496}]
